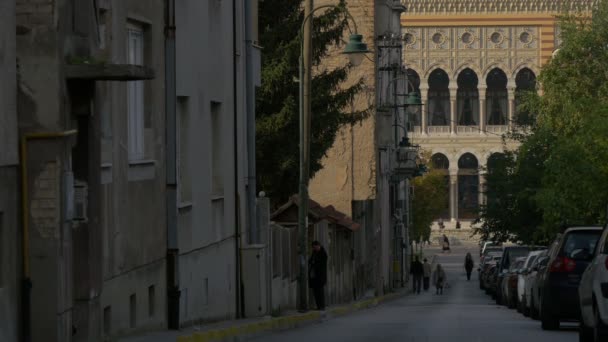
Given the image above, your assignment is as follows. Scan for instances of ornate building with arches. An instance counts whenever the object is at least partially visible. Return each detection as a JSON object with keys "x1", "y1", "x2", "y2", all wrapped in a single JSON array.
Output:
[{"x1": 400, "y1": 0, "x2": 596, "y2": 228}]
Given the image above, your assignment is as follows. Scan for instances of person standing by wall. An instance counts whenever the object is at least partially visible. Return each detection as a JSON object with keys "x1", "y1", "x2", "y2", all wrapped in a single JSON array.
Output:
[
  {"x1": 422, "y1": 258, "x2": 432, "y2": 291},
  {"x1": 309, "y1": 241, "x2": 328, "y2": 310}
]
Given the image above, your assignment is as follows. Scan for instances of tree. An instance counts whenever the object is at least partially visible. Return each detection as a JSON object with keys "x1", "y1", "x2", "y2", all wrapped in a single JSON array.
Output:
[
  {"x1": 256, "y1": 0, "x2": 369, "y2": 204},
  {"x1": 410, "y1": 153, "x2": 448, "y2": 244}
]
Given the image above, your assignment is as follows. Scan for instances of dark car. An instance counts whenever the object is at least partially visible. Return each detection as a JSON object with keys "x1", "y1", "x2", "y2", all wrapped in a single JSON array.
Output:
[
  {"x1": 496, "y1": 246, "x2": 541, "y2": 305},
  {"x1": 480, "y1": 253, "x2": 502, "y2": 290},
  {"x1": 537, "y1": 226, "x2": 603, "y2": 330}
]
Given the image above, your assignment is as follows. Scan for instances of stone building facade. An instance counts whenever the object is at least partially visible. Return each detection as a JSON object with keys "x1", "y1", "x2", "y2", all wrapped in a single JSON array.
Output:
[{"x1": 401, "y1": 0, "x2": 597, "y2": 229}]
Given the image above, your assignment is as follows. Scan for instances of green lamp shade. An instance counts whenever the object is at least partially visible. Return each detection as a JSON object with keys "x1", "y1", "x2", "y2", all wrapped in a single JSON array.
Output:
[
  {"x1": 405, "y1": 92, "x2": 422, "y2": 106},
  {"x1": 343, "y1": 34, "x2": 369, "y2": 66}
]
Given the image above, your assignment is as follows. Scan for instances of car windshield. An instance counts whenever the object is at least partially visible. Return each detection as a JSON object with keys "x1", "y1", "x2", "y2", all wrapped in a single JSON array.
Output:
[
  {"x1": 524, "y1": 255, "x2": 538, "y2": 268},
  {"x1": 560, "y1": 231, "x2": 602, "y2": 257},
  {"x1": 510, "y1": 259, "x2": 525, "y2": 271},
  {"x1": 502, "y1": 248, "x2": 530, "y2": 269}
]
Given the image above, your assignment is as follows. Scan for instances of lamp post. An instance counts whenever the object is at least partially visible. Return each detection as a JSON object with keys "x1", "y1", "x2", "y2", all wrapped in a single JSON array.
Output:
[{"x1": 297, "y1": 1, "x2": 369, "y2": 312}]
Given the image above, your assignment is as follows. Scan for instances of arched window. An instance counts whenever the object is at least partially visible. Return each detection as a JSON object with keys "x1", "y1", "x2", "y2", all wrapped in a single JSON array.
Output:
[
  {"x1": 486, "y1": 68, "x2": 508, "y2": 125},
  {"x1": 458, "y1": 153, "x2": 479, "y2": 219},
  {"x1": 431, "y1": 153, "x2": 450, "y2": 219},
  {"x1": 431, "y1": 153, "x2": 449, "y2": 170},
  {"x1": 428, "y1": 69, "x2": 450, "y2": 127},
  {"x1": 515, "y1": 68, "x2": 537, "y2": 124},
  {"x1": 457, "y1": 68, "x2": 479, "y2": 126}
]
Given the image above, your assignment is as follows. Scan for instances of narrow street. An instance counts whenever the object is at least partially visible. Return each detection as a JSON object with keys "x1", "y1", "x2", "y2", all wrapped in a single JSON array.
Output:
[{"x1": 248, "y1": 247, "x2": 578, "y2": 342}]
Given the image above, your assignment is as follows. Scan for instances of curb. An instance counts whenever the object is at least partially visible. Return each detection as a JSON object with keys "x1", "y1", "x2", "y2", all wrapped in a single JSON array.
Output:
[{"x1": 175, "y1": 291, "x2": 407, "y2": 342}]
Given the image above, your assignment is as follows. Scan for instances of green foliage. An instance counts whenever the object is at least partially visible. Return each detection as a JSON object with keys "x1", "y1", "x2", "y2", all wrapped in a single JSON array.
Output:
[
  {"x1": 256, "y1": 0, "x2": 369, "y2": 204},
  {"x1": 411, "y1": 153, "x2": 448, "y2": 244},
  {"x1": 477, "y1": 1, "x2": 608, "y2": 243}
]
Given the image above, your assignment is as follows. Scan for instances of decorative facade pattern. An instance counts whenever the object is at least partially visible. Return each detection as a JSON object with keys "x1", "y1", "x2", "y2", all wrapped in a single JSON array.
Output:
[{"x1": 402, "y1": 0, "x2": 598, "y2": 14}]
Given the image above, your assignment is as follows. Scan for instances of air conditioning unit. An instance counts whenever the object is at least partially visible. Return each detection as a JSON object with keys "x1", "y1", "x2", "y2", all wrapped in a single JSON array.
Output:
[
  {"x1": 242, "y1": 245, "x2": 268, "y2": 317},
  {"x1": 73, "y1": 180, "x2": 88, "y2": 222}
]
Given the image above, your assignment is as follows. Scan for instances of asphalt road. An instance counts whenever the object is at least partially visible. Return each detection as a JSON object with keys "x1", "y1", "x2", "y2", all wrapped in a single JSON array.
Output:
[{"x1": 248, "y1": 246, "x2": 578, "y2": 342}]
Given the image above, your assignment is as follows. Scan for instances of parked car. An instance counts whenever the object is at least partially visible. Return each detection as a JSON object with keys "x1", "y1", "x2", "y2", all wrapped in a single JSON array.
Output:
[
  {"x1": 578, "y1": 224, "x2": 608, "y2": 341},
  {"x1": 537, "y1": 226, "x2": 603, "y2": 330},
  {"x1": 481, "y1": 245, "x2": 503, "y2": 265},
  {"x1": 495, "y1": 246, "x2": 540, "y2": 306},
  {"x1": 503, "y1": 257, "x2": 526, "y2": 309},
  {"x1": 523, "y1": 250, "x2": 549, "y2": 318},
  {"x1": 486, "y1": 263, "x2": 499, "y2": 298},
  {"x1": 517, "y1": 250, "x2": 545, "y2": 314},
  {"x1": 479, "y1": 252, "x2": 502, "y2": 290}
]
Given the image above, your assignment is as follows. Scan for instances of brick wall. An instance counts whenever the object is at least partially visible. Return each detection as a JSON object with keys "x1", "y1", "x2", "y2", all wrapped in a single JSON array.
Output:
[{"x1": 309, "y1": 0, "x2": 376, "y2": 216}]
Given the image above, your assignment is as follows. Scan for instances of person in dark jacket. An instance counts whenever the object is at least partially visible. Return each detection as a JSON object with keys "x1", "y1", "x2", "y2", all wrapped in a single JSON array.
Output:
[
  {"x1": 308, "y1": 240, "x2": 328, "y2": 310},
  {"x1": 465, "y1": 252, "x2": 474, "y2": 281},
  {"x1": 410, "y1": 256, "x2": 424, "y2": 294}
]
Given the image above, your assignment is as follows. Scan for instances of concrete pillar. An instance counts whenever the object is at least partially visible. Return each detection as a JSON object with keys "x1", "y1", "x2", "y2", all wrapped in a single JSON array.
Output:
[
  {"x1": 508, "y1": 87, "x2": 515, "y2": 129},
  {"x1": 449, "y1": 87, "x2": 458, "y2": 135},
  {"x1": 479, "y1": 172, "x2": 486, "y2": 207},
  {"x1": 449, "y1": 170, "x2": 458, "y2": 222},
  {"x1": 478, "y1": 86, "x2": 487, "y2": 134},
  {"x1": 420, "y1": 86, "x2": 429, "y2": 135}
]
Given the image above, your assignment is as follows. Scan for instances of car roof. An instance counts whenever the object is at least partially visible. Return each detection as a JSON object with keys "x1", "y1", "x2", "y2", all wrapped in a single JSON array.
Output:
[
  {"x1": 564, "y1": 226, "x2": 603, "y2": 233},
  {"x1": 528, "y1": 250, "x2": 546, "y2": 256}
]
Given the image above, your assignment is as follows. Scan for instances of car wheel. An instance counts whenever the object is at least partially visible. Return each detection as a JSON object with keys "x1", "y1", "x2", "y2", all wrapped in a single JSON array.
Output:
[
  {"x1": 530, "y1": 295, "x2": 539, "y2": 320},
  {"x1": 540, "y1": 299, "x2": 560, "y2": 330},
  {"x1": 579, "y1": 319, "x2": 593, "y2": 342},
  {"x1": 593, "y1": 304, "x2": 608, "y2": 341}
]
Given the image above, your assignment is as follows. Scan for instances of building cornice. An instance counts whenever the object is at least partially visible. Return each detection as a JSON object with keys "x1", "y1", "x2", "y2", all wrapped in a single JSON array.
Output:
[{"x1": 401, "y1": 0, "x2": 598, "y2": 15}]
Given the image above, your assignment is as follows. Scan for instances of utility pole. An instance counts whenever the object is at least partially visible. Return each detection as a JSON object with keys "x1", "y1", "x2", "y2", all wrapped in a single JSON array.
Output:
[
  {"x1": 164, "y1": 0, "x2": 180, "y2": 329},
  {"x1": 297, "y1": 0, "x2": 313, "y2": 312}
]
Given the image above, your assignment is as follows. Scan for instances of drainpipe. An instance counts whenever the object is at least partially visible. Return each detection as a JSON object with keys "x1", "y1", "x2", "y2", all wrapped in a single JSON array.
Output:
[
  {"x1": 233, "y1": 0, "x2": 244, "y2": 318},
  {"x1": 244, "y1": 0, "x2": 257, "y2": 244},
  {"x1": 19, "y1": 129, "x2": 78, "y2": 342},
  {"x1": 164, "y1": 0, "x2": 180, "y2": 330}
]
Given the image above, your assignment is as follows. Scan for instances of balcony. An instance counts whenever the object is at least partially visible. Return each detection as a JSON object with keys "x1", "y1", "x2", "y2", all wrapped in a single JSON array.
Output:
[
  {"x1": 486, "y1": 125, "x2": 508, "y2": 134},
  {"x1": 427, "y1": 126, "x2": 450, "y2": 135},
  {"x1": 457, "y1": 126, "x2": 478, "y2": 135}
]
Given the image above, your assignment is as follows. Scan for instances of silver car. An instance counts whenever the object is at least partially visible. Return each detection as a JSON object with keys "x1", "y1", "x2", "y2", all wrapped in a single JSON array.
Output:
[{"x1": 578, "y1": 224, "x2": 608, "y2": 341}]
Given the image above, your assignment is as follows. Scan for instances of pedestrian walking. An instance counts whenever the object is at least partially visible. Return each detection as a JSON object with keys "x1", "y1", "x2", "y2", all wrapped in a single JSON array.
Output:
[
  {"x1": 464, "y1": 252, "x2": 474, "y2": 281},
  {"x1": 308, "y1": 240, "x2": 328, "y2": 310},
  {"x1": 432, "y1": 264, "x2": 447, "y2": 295},
  {"x1": 422, "y1": 258, "x2": 432, "y2": 291},
  {"x1": 410, "y1": 256, "x2": 424, "y2": 294},
  {"x1": 442, "y1": 234, "x2": 451, "y2": 253}
]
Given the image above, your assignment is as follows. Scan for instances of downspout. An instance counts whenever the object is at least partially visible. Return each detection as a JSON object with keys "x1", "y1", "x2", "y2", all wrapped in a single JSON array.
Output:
[
  {"x1": 233, "y1": 0, "x2": 243, "y2": 318},
  {"x1": 164, "y1": 0, "x2": 180, "y2": 330},
  {"x1": 20, "y1": 129, "x2": 78, "y2": 342},
  {"x1": 245, "y1": 0, "x2": 257, "y2": 244}
]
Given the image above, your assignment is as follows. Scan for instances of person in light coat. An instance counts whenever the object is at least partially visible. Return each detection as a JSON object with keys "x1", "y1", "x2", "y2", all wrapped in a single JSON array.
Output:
[
  {"x1": 432, "y1": 264, "x2": 447, "y2": 295},
  {"x1": 422, "y1": 258, "x2": 432, "y2": 291}
]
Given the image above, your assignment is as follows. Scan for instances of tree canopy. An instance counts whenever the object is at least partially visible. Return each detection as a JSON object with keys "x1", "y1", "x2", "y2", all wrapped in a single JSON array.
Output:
[
  {"x1": 411, "y1": 152, "x2": 449, "y2": 244},
  {"x1": 476, "y1": 1, "x2": 608, "y2": 243},
  {"x1": 256, "y1": 0, "x2": 369, "y2": 204}
]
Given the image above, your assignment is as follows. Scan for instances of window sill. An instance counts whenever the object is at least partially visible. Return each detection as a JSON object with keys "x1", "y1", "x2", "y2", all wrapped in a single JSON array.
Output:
[
  {"x1": 178, "y1": 201, "x2": 193, "y2": 211},
  {"x1": 128, "y1": 159, "x2": 156, "y2": 181},
  {"x1": 101, "y1": 163, "x2": 112, "y2": 184},
  {"x1": 211, "y1": 195, "x2": 224, "y2": 201}
]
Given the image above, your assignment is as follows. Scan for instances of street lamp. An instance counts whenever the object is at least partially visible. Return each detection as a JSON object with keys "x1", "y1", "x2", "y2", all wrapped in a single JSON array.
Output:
[{"x1": 297, "y1": 2, "x2": 369, "y2": 312}]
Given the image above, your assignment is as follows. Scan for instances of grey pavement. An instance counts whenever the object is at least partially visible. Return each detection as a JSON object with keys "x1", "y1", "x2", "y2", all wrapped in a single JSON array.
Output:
[{"x1": 247, "y1": 246, "x2": 578, "y2": 342}]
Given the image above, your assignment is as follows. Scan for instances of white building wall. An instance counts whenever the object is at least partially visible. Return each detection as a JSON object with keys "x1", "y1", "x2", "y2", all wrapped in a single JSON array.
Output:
[{"x1": 175, "y1": 0, "x2": 254, "y2": 324}]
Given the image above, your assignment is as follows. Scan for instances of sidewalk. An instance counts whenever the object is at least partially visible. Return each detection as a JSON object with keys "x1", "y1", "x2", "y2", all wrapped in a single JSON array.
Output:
[{"x1": 119, "y1": 288, "x2": 411, "y2": 342}]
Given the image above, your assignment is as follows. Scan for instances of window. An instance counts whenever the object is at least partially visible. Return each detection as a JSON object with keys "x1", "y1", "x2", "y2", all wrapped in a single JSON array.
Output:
[
  {"x1": 127, "y1": 23, "x2": 145, "y2": 160},
  {"x1": 178, "y1": 97, "x2": 191, "y2": 203},
  {"x1": 0, "y1": 213, "x2": 3, "y2": 286},
  {"x1": 148, "y1": 285, "x2": 155, "y2": 317},
  {"x1": 103, "y1": 306, "x2": 111, "y2": 335},
  {"x1": 210, "y1": 102, "x2": 224, "y2": 195},
  {"x1": 129, "y1": 293, "x2": 137, "y2": 328}
]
